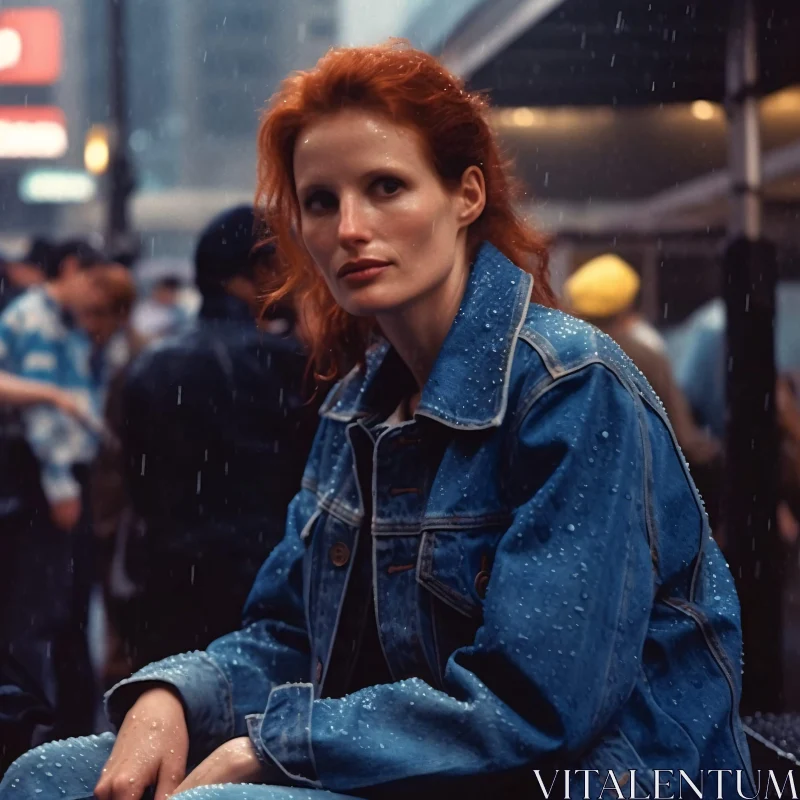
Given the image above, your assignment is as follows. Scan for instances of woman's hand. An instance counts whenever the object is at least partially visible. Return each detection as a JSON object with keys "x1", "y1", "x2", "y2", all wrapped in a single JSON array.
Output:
[
  {"x1": 94, "y1": 687, "x2": 190, "y2": 800},
  {"x1": 169, "y1": 737, "x2": 265, "y2": 796}
]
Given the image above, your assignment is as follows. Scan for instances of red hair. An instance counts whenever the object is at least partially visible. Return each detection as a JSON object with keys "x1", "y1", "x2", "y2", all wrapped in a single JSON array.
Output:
[{"x1": 256, "y1": 39, "x2": 555, "y2": 382}]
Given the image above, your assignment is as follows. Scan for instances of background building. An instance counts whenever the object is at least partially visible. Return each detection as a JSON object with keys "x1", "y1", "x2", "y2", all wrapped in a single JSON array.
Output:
[{"x1": 1, "y1": 0, "x2": 338, "y2": 255}]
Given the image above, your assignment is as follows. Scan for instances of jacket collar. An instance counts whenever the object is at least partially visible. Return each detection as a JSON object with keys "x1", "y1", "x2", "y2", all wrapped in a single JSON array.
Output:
[{"x1": 320, "y1": 242, "x2": 533, "y2": 430}]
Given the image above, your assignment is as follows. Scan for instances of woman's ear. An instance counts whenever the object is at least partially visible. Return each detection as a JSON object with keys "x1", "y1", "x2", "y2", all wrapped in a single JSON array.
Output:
[{"x1": 456, "y1": 166, "x2": 486, "y2": 228}]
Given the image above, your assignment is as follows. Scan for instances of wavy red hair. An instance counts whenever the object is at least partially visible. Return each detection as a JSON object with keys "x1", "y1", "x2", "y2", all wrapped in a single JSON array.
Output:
[{"x1": 256, "y1": 39, "x2": 555, "y2": 382}]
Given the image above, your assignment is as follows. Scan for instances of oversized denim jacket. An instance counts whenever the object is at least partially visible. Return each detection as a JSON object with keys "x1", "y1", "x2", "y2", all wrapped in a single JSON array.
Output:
[{"x1": 107, "y1": 243, "x2": 754, "y2": 799}]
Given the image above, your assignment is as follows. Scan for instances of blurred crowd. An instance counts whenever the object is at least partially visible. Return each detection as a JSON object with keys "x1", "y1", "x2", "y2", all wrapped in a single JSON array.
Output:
[
  {"x1": 0, "y1": 207, "x2": 321, "y2": 772},
  {"x1": 0, "y1": 212, "x2": 798, "y2": 774}
]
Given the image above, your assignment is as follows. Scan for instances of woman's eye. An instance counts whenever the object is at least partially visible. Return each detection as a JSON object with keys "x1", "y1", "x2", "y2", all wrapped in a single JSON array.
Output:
[
  {"x1": 304, "y1": 191, "x2": 337, "y2": 213},
  {"x1": 375, "y1": 177, "x2": 403, "y2": 197}
]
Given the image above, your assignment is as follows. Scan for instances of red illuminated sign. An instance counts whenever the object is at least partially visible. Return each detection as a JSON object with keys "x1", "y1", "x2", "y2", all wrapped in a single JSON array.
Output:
[{"x1": 0, "y1": 8, "x2": 62, "y2": 85}]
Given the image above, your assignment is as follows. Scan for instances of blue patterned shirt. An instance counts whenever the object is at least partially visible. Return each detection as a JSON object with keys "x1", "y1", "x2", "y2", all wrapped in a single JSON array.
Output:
[{"x1": 0, "y1": 288, "x2": 102, "y2": 503}]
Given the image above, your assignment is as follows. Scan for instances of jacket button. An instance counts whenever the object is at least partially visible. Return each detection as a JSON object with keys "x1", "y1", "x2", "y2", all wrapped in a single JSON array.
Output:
[
  {"x1": 329, "y1": 541, "x2": 350, "y2": 567},
  {"x1": 315, "y1": 659, "x2": 323, "y2": 683},
  {"x1": 474, "y1": 570, "x2": 490, "y2": 599}
]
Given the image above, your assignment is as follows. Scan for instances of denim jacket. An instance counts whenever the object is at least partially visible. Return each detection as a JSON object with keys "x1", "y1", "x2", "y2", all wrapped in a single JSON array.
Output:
[{"x1": 107, "y1": 243, "x2": 753, "y2": 799}]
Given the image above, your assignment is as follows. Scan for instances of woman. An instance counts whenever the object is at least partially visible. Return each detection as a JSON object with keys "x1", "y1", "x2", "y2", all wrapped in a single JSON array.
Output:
[{"x1": 0, "y1": 41, "x2": 752, "y2": 800}]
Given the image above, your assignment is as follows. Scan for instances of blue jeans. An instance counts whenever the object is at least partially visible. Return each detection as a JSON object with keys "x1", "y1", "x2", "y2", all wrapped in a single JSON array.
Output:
[{"x1": 0, "y1": 734, "x2": 356, "y2": 799}]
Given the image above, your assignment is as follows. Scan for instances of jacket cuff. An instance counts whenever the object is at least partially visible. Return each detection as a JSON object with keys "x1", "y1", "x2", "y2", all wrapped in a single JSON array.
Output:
[
  {"x1": 249, "y1": 683, "x2": 320, "y2": 788},
  {"x1": 104, "y1": 651, "x2": 235, "y2": 756}
]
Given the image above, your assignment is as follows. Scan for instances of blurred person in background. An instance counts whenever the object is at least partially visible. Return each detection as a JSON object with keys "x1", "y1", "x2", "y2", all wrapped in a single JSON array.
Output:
[
  {"x1": 564, "y1": 253, "x2": 724, "y2": 529},
  {"x1": 81, "y1": 268, "x2": 147, "y2": 690},
  {"x1": 669, "y1": 282, "x2": 800, "y2": 440},
  {"x1": 0, "y1": 370, "x2": 93, "y2": 417},
  {"x1": 668, "y1": 282, "x2": 800, "y2": 546},
  {"x1": 0, "y1": 356, "x2": 110, "y2": 774},
  {"x1": 130, "y1": 274, "x2": 193, "y2": 344},
  {"x1": 114, "y1": 205, "x2": 320, "y2": 673},
  {"x1": 0, "y1": 652, "x2": 53, "y2": 777},
  {"x1": 0, "y1": 239, "x2": 48, "y2": 315},
  {"x1": 0, "y1": 241, "x2": 124, "y2": 746}
]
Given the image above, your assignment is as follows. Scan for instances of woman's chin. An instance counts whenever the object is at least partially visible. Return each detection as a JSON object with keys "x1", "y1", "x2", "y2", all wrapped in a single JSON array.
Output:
[{"x1": 340, "y1": 288, "x2": 409, "y2": 318}]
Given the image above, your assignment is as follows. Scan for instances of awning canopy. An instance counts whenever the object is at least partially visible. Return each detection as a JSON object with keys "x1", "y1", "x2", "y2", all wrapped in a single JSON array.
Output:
[{"x1": 458, "y1": 0, "x2": 800, "y2": 107}]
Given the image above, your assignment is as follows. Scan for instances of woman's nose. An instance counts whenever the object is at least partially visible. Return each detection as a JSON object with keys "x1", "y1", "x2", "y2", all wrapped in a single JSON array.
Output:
[{"x1": 338, "y1": 194, "x2": 371, "y2": 245}]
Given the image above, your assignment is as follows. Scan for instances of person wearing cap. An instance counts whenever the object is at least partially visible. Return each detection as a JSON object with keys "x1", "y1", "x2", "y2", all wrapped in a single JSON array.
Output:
[
  {"x1": 564, "y1": 254, "x2": 723, "y2": 524},
  {"x1": 115, "y1": 206, "x2": 320, "y2": 672}
]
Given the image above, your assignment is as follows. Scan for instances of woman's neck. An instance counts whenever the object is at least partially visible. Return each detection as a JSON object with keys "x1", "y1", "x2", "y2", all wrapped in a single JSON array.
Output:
[{"x1": 375, "y1": 247, "x2": 470, "y2": 394}]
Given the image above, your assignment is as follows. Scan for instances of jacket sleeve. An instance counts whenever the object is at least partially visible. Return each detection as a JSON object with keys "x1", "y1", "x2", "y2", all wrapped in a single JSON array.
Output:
[
  {"x1": 245, "y1": 363, "x2": 657, "y2": 793},
  {"x1": 104, "y1": 465, "x2": 313, "y2": 760}
]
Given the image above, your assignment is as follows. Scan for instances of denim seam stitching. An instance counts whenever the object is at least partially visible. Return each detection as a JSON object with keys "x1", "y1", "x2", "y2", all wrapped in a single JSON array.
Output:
[
  {"x1": 591, "y1": 503, "x2": 636, "y2": 732},
  {"x1": 258, "y1": 683, "x2": 322, "y2": 788},
  {"x1": 372, "y1": 526, "x2": 399, "y2": 683},
  {"x1": 317, "y1": 513, "x2": 360, "y2": 693},
  {"x1": 414, "y1": 552, "x2": 444, "y2": 688},
  {"x1": 517, "y1": 327, "x2": 563, "y2": 377},
  {"x1": 634, "y1": 397, "x2": 708, "y2": 596},
  {"x1": 416, "y1": 530, "x2": 479, "y2": 618},
  {"x1": 510, "y1": 358, "x2": 661, "y2": 571},
  {"x1": 662, "y1": 596, "x2": 755, "y2": 793}
]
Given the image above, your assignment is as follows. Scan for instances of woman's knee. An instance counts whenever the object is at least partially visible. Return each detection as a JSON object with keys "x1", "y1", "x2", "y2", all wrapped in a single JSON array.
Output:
[{"x1": 0, "y1": 733, "x2": 115, "y2": 799}]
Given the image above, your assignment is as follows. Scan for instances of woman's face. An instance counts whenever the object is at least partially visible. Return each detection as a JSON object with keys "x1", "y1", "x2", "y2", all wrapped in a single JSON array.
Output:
[{"x1": 293, "y1": 109, "x2": 481, "y2": 317}]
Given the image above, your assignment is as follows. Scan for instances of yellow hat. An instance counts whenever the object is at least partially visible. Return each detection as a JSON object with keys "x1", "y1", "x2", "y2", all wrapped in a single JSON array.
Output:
[{"x1": 563, "y1": 253, "x2": 641, "y2": 318}]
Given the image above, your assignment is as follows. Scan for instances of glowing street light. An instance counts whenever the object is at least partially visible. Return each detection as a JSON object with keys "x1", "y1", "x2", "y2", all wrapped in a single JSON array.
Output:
[
  {"x1": 84, "y1": 125, "x2": 110, "y2": 174},
  {"x1": 690, "y1": 99, "x2": 718, "y2": 121}
]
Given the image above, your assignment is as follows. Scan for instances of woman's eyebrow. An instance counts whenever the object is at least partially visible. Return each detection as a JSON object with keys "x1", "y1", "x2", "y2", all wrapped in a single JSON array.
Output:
[
  {"x1": 296, "y1": 180, "x2": 332, "y2": 196},
  {"x1": 297, "y1": 164, "x2": 407, "y2": 196},
  {"x1": 361, "y1": 166, "x2": 405, "y2": 182}
]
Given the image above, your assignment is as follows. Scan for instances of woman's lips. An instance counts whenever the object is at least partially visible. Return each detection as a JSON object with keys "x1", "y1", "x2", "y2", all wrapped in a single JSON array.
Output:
[
  {"x1": 338, "y1": 260, "x2": 391, "y2": 282},
  {"x1": 340, "y1": 265, "x2": 389, "y2": 282}
]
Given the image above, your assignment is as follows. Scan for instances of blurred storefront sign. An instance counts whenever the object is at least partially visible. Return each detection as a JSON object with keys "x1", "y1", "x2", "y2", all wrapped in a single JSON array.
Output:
[
  {"x1": 0, "y1": 106, "x2": 68, "y2": 159},
  {"x1": 18, "y1": 169, "x2": 96, "y2": 204},
  {"x1": 0, "y1": 8, "x2": 62, "y2": 85}
]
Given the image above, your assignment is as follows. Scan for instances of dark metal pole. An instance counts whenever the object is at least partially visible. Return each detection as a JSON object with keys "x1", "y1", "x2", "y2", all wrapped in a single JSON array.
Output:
[
  {"x1": 724, "y1": 0, "x2": 782, "y2": 714},
  {"x1": 107, "y1": 0, "x2": 135, "y2": 256}
]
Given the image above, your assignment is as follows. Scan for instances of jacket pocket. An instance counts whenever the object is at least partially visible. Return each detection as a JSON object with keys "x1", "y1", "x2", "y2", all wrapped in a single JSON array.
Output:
[
  {"x1": 416, "y1": 525, "x2": 506, "y2": 619},
  {"x1": 416, "y1": 525, "x2": 506, "y2": 684}
]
